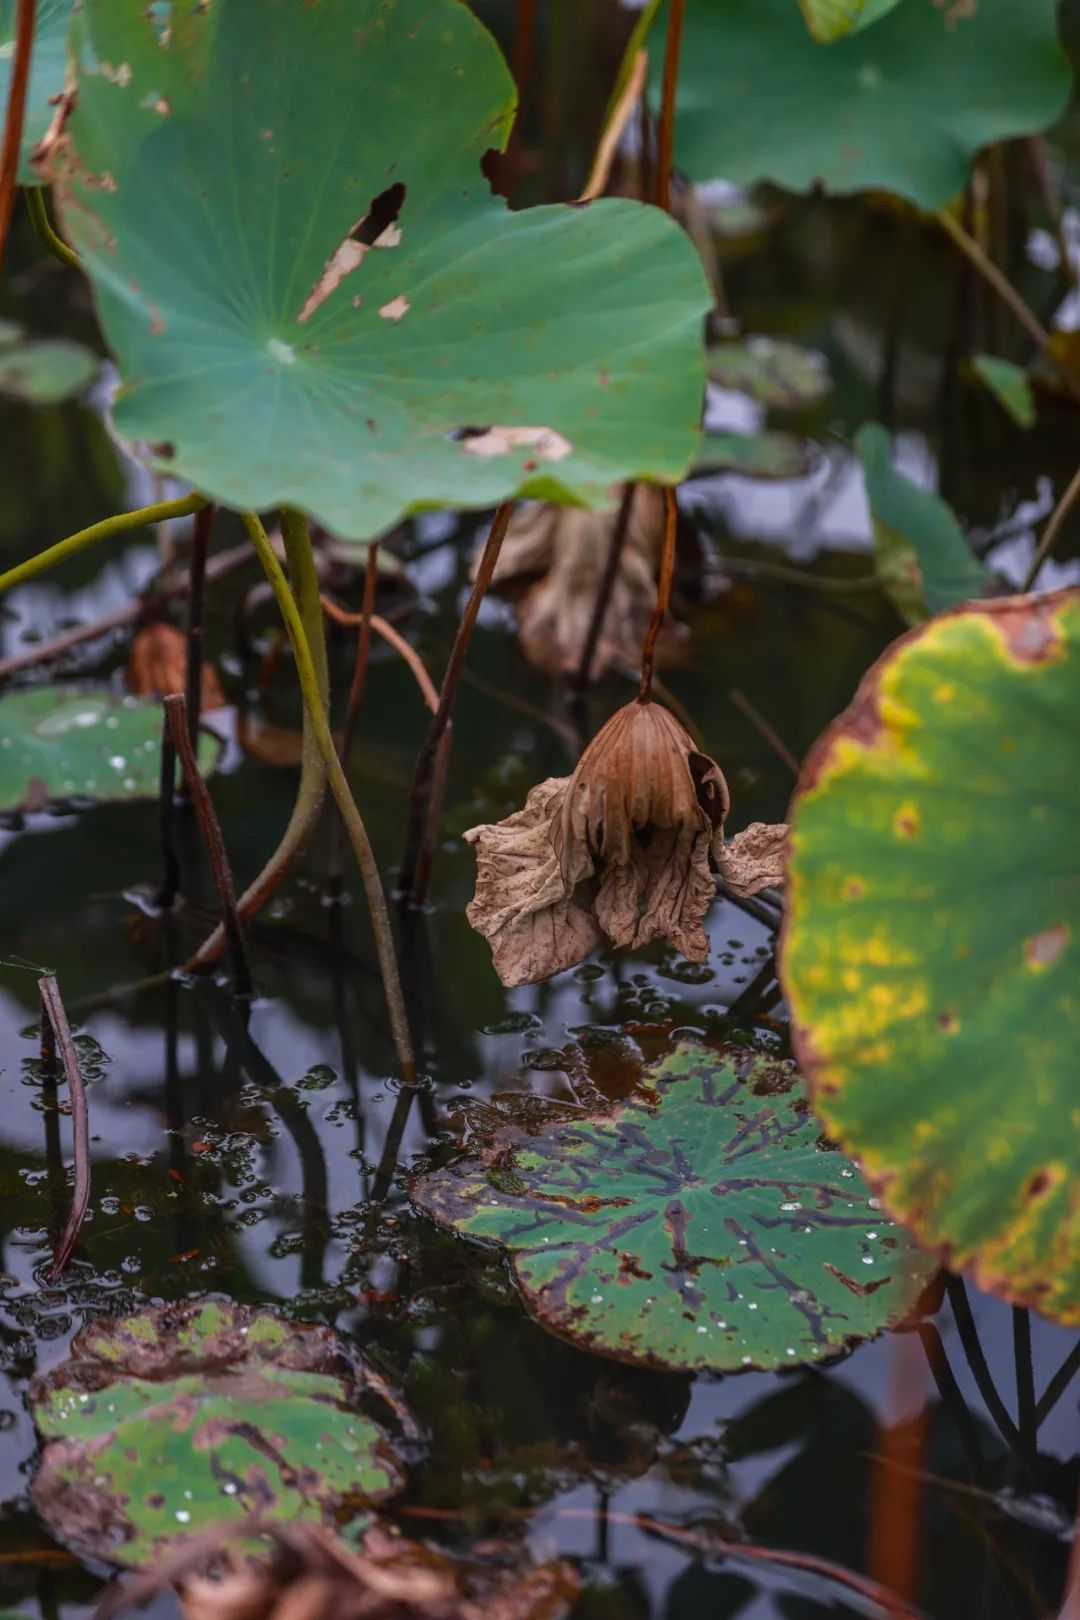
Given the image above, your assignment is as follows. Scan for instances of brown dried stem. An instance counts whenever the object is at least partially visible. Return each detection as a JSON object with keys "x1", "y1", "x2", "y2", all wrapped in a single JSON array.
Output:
[
  {"x1": 654, "y1": 0, "x2": 686, "y2": 214},
  {"x1": 321, "y1": 596, "x2": 439, "y2": 713},
  {"x1": 183, "y1": 503, "x2": 215, "y2": 755},
  {"x1": 40, "y1": 974, "x2": 91, "y2": 1282},
  {"x1": 729, "y1": 687, "x2": 799, "y2": 776},
  {"x1": 0, "y1": 0, "x2": 34, "y2": 273},
  {"x1": 399, "y1": 501, "x2": 513, "y2": 903},
  {"x1": 638, "y1": 487, "x2": 677, "y2": 702},
  {"x1": 1023, "y1": 461, "x2": 1080, "y2": 592},
  {"x1": 155, "y1": 707, "x2": 181, "y2": 909},
  {"x1": 164, "y1": 693, "x2": 253, "y2": 998}
]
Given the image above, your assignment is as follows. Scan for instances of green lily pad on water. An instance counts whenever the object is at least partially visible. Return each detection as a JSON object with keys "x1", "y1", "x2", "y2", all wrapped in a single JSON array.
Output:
[
  {"x1": 691, "y1": 429, "x2": 812, "y2": 480},
  {"x1": 782, "y1": 591, "x2": 1080, "y2": 1321},
  {"x1": 30, "y1": 1299, "x2": 409, "y2": 1567},
  {"x1": 57, "y1": 0, "x2": 709, "y2": 541},
  {"x1": 647, "y1": 0, "x2": 1069, "y2": 208},
  {"x1": 0, "y1": 0, "x2": 72, "y2": 185},
  {"x1": 708, "y1": 336, "x2": 831, "y2": 409},
  {"x1": 0, "y1": 687, "x2": 217, "y2": 812},
  {"x1": 411, "y1": 1041, "x2": 934, "y2": 1373},
  {"x1": 857, "y1": 423, "x2": 994, "y2": 625},
  {"x1": 0, "y1": 323, "x2": 97, "y2": 406}
]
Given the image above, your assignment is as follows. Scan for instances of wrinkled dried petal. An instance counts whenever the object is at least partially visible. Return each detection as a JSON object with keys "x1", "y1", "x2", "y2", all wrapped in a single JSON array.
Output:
[
  {"x1": 465, "y1": 778, "x2": 599, "y2": 988},
  {"x1": 715, "y1": 821, "x2": 789, "y2": 898},
  {"x1": 127, "y1": 622, "x2": 226, "y2": 711},
  {"x1": 595, "y1": 821, "x2": 716, "y2": 961}
]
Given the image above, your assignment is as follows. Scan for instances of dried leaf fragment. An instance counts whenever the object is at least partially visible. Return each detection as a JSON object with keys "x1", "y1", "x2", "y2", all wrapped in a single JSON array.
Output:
[
  {"x1": 715, "y1": 821, "x2": 789, "y2": 898},
  {"x1": 466, "y1": 700, "x2": 730, "y2": 986},
  {"x1": 127, "y1": 622, "x2": 226, "y2": 711}
]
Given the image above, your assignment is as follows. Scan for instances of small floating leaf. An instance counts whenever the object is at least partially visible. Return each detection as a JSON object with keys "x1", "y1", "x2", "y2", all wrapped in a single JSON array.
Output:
[
  {"x1": 0, "y1": 687, "x2": 217, "y2": 812},
  {"x1": 30, "y1": 1300, "x2": 409, "y2": 1567},
  {"x1": 0, "y1": 335, "x2": 97, "y2": 406},
  {"x1": 782, "y1": 591, "x2": 1080, "y2": 1321},
  {"x1": 411, "y1": 1041, "x2": 933, "y2": 1372},
  {"x1": 692, "y1": 429, "x2": 812, "y2": 480},
  {"x1": 57, "y1": 0, "x2": 709, "y2": 540},
  {"x1": 857, "y1": 422, "x2": 993, "y2": 625},
  {"x1": 647, "y1": 0, "x2": 1070, "y2": 209},
  {"x1": 0, "y1": 0, "x2": 72, "y2": 185},
  {"x1": 971, "y1": 354, "x2": 1037, "y2": 429},
  {"x1": 707, "y1": 336, "x2": 831, "y2": 409}
]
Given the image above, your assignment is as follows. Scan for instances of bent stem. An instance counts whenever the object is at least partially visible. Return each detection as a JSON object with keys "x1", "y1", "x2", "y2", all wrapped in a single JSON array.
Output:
[
  {"x1": 242, "y1": 509, "x2": 416, "y2": 1083},
  {"x1": 184, "y1": 515, "x2": 328, "y2": 973},
  {"x1": 638, "y1": 486, "x2": 677, "y2": 702},
  {"x1": 0, "y1": 493, "x2": 207, "y2": 598},
  {"x1": 399, "y1": 500, "x2": 514, "y2": 904},
  {"x1": 24, "y1": 184, "x2": 82, "y2": 273},
  {"x1": 0, "y1": 0, "x2": 34, "y2": 272}
]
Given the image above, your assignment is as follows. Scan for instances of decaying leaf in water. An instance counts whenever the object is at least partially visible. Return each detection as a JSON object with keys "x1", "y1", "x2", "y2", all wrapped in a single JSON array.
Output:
[
  {"x1": 486, "y1": 489, "x2": 684, "y2": 678},
  {"x1": 465, "y1": 700, "x2": 729, "y2": 986},
  {"x1": 126, "y1": 1522, "x2": 578, "y2": 1620},
  {"x1": 716, "y1": 821, "x2": 789, "y2": 898},
  {"x1": 127, "y1": 622, "x2": 227, "y2": 711}
]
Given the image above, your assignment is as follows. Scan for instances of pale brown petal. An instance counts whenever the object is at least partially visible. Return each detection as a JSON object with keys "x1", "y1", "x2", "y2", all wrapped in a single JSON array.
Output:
[
  {"x1": 715, "y1": 821, "x2": 789, "y2": 898},
  {"x1": 464, "y1": 778, "x2": 600, "y2": 987}
]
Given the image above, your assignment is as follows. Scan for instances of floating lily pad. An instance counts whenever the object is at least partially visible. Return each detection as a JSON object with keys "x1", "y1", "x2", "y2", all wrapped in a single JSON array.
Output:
[
  {"x1": 782, "y1": 591, "x2": 1080, "y2": 1320},
  {"x1": 411, "y1": 1041, "x2": 934, "y2": 1372},
  {"x1": 0, "y1": 686, "x2": 217, "y2": 813},
  {"x1": 0, "y1": 0, "x2": 72, "y2": 185},
  {"x1": 57, "y1": 0, "x2": 709, "y2": 541},
  {"x1": 797, "y1": 0, "x2": 904, "y2": 44},
  {"x1": 708, "y1": 336, "x2": 831, "y2": 409},
  {"x1": 30, "y1": 1299, "x2": 408, "y2": 1567},
  {"x1": 647, "y1": 0, "x2": 1070, "y2": 208},
  {"x1": 857, "y1": 423, "x2": 993, "y2": 625},
  {"x1": 0, "y1": 322, "x2": 97, "y2": 405},
  {"x1": 971, "y1": 354, "x2": 1036, "y2": 429},
  {"x1": 692, "y1": 429, "x2": 812, "y2": 480}
]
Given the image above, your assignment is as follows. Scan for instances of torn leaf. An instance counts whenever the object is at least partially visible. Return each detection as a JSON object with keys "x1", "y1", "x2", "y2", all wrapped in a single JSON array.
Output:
[
  {"x1": 716, "y1": 821, "x2": 789, "y2": 897},
  {"x1": 462, "y1": 426, "x2": 573, "y2": 462},
  {"x1": 466, "y1": 700, "x2": 729, "y2": 986}
]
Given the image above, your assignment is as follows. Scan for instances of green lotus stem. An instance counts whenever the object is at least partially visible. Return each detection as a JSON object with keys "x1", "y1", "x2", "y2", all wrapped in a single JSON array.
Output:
[
  {"x1": 185, "y1": 511, "x2": 329, "y2": 972},
  {"x1": 0, "y1": 493, "x2": 207, "y2": 597},
  {"x1": 24, "y1": 185, "x2": 83, "y2": 273},
  {"x1": 241, "y1": 508, "x2": 416, "y2": 1083}
]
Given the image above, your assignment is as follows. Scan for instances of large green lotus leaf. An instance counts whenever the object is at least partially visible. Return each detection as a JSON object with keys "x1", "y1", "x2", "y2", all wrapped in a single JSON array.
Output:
[
  {"x1": 56, "y1": 0, "x2": 709, "y2": 542},
  {"x1": 781, "y1": 591, "x2": 1080, "y2": 1321},
  {"x1": 648, "y1": 0, "x2": 1070, "y2": 208},
  {"x1": 797, "y1": 0, "x2": 904, "y2": 44},
  {"x1": 0, "y1": 686, "x2": 216, "y2": 811},
  {"x1": 30, "y1": 1300, "x2": 407, "y2": 1567},
  {"x1": 0, "y1": 0, "x2": 72, "y2": 186},
  {"x1": 857, "y1": 423, "x2": 993, "y2": 626},
  {"x1": 411, "y1": 1041, "x2": 933, "y2": 1372}
]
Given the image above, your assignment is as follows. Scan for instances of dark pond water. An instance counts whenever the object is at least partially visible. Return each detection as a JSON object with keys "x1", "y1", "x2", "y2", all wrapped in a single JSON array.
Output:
[{"x1": 1, "y1": 4, "x2": 1080, "y2": 1617}]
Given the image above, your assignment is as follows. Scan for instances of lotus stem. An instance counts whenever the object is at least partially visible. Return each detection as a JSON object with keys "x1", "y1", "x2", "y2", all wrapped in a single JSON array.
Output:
[
  {"x1": 654, "y1": 0, "x2": 686, "y2": 213},
  {"x1": 638, "y1": 486, "x2": 677, "y2": 702},
  {"x1": 321, "y1": 595, "x2": 439, "y2": 713},
  {"x1": 1022, "y1": 462, "x2": 1080, "y2": 592},
  {"x1": 184, "y1": 503, "x2": 215, "y2": 754},
  {"x1": 0, "y1": 493, "x2": 208, "y2": 598},
  {"x1": 24, "y1": 184, "x2": 82, "y2": 273},
  {"x1": 40, "y1": 972, "x2": 91, "y2": 1282},
  {"x1": 0, "y1": 0, "x2": 34, "y2": 272},
  {"x1": 242, "y1": 509, "x2": 416, "y2": 1083}
]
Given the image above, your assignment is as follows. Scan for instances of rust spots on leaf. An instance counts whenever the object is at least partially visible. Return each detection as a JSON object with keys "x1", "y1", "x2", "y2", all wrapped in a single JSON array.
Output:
[
  {"x1": 1024, "y1": 923, "x2": 1069, "y2": 971},
  {"x1": 893, "y1": 803, "x2": 920, "y2": 838},
  {"x1": 937, "y1": 1012, "x2": 959, "y2": 1034},
  {"x1": 1024, "y1": 1164, "x2": 1065, "y2": 1203}
]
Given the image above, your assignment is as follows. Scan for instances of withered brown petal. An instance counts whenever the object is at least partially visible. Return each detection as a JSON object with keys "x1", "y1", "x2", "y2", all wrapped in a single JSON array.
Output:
[
  {"x1": 715, "y1": 821, "x2": 789, "y2": 898},
  {"x1": 595, "y1": 821, "x2": 716, "y2": 961},
  {"x1": 464, "y1": 778, "x2": 600, "y2": 988},
  {"x1": 127, "y1": 622, "x2": 227, "y2": 712}
]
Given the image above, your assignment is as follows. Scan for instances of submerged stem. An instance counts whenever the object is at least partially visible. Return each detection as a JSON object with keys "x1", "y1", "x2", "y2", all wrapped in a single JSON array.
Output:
[
  {"x1": 242, "y1": 509, "x2": 416, "y2": 1082},
  {"x1": 0, "y1": 493, "x2": 207, "y2": 598}
]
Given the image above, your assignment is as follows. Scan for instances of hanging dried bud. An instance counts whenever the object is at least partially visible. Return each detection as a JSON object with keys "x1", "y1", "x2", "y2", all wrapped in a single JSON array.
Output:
[
  {"x1": 127, "y1": 622, "x2": 226, "y2": 711},
  {"x1": 483, "y1": 489, "x2": 686, "y2": 678},
  {"x1": 465, "y1": 699, "x2": 729, "y2": 987}
]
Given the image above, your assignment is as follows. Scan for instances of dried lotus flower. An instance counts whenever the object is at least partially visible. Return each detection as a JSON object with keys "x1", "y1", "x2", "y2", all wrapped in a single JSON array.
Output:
[
  {"x1": 127, "y1": 621, "x2": 226, "y2": 711},
  {"x1": 484, "y1": 488, "x2": 685, "y2": 678},
  {"x1": 465, "y1": 699, "x2": 729, "y2": 987}
]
